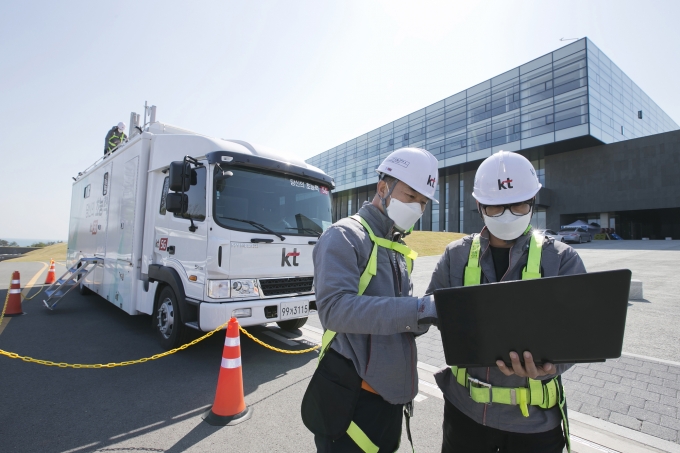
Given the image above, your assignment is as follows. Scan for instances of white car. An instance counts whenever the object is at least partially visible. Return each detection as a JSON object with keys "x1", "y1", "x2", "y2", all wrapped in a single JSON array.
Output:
[{"x1": 535, "y1": 229, "x2": 565, "y2": 243}]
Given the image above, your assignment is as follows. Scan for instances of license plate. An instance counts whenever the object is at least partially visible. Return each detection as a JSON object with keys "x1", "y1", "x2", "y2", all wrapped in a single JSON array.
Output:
[{"x1": 280, "y1": 301, "x2": 309, "y2": 320}]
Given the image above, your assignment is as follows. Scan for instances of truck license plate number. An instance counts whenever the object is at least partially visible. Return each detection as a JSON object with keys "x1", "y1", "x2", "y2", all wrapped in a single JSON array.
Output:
[{"x1": 280, "y1": 302, "x2": 309, "y2": 320}]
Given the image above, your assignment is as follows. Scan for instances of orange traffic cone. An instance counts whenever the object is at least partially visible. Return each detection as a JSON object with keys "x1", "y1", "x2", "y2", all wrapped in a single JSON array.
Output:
[
  {"x1": 44, "y1": 259, "x2": 56, "y2": 284},
  {"x1": 203, "y1": 317, "x2": 252, "y2": 426},
  {"x1": 5, "y1": 271, "x2": 25, "y2": 316}
]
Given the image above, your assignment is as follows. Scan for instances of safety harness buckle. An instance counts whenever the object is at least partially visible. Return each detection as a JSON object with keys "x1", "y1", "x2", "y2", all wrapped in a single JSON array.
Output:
[{"x1": 468, "y1": 376, "x2": 493, "y2": 405}]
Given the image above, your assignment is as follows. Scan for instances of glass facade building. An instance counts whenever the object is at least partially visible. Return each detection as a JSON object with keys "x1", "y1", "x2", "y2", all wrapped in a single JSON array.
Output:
[{"x1": 306, "y1": 38, "x2": 678, "y2": 231}]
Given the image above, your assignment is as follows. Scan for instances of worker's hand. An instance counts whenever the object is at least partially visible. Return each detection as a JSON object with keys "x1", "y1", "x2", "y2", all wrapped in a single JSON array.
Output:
[
  {"x1": 496, "y1": 351, "x2": 554, "y2": 379},
  {"x1": 416, "y1": 295, "x2": 437, "y2": 326}
]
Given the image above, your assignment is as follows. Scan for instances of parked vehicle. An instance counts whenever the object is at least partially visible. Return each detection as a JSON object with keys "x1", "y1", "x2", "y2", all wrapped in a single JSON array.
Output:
[
  {"x1": 559, "y1": 226, "x2": 593, "y2": 243},
  {"x1": 65, "y1": 108, "x2": 334, "y2": 349},
  {"x1": 535, "y1": 229, "x2": 564, "y2": 242}
]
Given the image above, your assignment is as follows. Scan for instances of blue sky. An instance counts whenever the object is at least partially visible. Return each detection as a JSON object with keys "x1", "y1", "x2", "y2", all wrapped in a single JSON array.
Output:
[{"x1": 1, "y1": 0, "x2": 678, "y2": 240}]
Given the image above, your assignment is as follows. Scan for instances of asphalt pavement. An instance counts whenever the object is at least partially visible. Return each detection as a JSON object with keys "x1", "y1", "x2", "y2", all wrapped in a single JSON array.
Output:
[{"x1": 1, "y1": 241, "x2": 679, "y2": 452}]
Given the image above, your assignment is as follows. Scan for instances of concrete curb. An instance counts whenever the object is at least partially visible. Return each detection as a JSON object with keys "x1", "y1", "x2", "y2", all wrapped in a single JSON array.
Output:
[
  {"x1": 621, "y1": 351, "x2": 680, "y2": 369},
  {"x1": 570, "y1": 411, "x2": 680, "y2": 453}
]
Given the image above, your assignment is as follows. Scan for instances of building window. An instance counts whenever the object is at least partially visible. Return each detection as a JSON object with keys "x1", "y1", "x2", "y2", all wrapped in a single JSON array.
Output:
[
  {"x1": 532, "y1": 157, "x2": 546, "y2": 188},
  {"x1": 459, "y1": 178, "x2": 464, "y2": 233},
  {"x1": 444, "y1": 181, "x2": 450, "y2": 232},
  {"x1": 530, "y1": 209, "x2": 546, "y2": 230},
  {"x1": 432, "y1": 183, "x2": 440, "y2": 232},
  {"x1": 348, "y1": 199, "x2": 352, "y2": 216}
]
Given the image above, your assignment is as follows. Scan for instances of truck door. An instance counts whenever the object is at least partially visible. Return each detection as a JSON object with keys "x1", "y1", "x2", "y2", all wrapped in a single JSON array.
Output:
[
  {"x1": 92, "y1": 163, "x2": 112, "y2": 288},
  {"x1": 166, "y1": 164, "x2": 208, "y2": 300},
  {"x1": 112, "y1": 156, "x2": 139, "y2": 311}
]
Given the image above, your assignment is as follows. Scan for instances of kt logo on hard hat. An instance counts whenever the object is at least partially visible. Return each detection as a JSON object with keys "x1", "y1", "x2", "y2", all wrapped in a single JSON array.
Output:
[{"x1": 498, "y1": 178, "x2": 514, "y2": 190}]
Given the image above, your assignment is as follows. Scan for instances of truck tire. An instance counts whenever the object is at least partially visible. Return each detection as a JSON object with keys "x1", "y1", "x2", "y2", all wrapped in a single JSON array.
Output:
[
  {"x1": 155, "y1": 286, "x2": 186, "y2": 350},
  {"x1": 277, "y1": 317, "x2": 308, "y2": 331}
]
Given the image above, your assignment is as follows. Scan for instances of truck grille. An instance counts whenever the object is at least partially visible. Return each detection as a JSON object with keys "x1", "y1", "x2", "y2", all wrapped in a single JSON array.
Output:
[{"x1": 259, "y1": 277, "x2": 314, "y2": 296}]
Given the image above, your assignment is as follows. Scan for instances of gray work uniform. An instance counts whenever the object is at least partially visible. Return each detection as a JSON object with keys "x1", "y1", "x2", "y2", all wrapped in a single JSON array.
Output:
[
  {"x1": 426, "y1": 227, "x2": 586, "y2": 433},
  {"x1": 313, "y1": 202, "x2": 424, "y2": 405}
]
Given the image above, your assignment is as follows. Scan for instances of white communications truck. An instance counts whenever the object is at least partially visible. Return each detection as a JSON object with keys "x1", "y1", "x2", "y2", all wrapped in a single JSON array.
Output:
[{"x1": 65, "y1": 109, "x2": 334, "y2": 349}]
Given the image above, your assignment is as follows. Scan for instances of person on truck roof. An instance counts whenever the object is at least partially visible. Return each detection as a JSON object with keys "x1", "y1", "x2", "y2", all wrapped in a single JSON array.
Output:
[
  {"x1": 104, "y1": 122, "x2": 127, "y2": 155},
  {"x1": 426, "y1": 150, "x2": 586, "y2": 453},
  {"x1": 302, "y1": 147, "x2": 439, "y2": 453}
]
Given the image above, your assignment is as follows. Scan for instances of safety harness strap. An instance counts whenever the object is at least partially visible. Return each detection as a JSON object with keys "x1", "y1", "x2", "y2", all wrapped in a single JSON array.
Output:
[
  {"x1": 463, "y1": 235, "x2": 482, "y2": 286},
  {"x1": 450, "y1": 366, "x2": 559, "y2": 415},
  {"x1": 522, "y1": 232, "x2": 543, "y2": 280},
  {"x1": 346, "y1": 421, "x2": 380, "y2": 453},
  {"x1": 457, "y1": 229, "x2": 571, "y2": 451},
  {"x1": 318, "y1": 215, "x2": 417, "y2": 363},
  {"x1": 317, "y1": 215, "x2": 419, "y2": 452}
]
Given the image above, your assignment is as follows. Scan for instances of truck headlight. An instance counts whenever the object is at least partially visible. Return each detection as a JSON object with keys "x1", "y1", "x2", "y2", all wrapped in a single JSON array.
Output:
[
  {"x1": 231, "y1": 279, "x2": 259, "y2": 298},
  {"x1": 207, "y1": 280, "x2": 231, "y2": 299}
]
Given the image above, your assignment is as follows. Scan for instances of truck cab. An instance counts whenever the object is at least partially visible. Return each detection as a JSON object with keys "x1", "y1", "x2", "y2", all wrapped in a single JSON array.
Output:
[{"x1": 69, "y1": 120, "x2": 333, "y2": 349}]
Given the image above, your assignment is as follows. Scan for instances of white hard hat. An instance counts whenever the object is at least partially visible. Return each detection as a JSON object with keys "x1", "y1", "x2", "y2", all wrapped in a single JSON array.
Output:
[
  {"x1": 118, "y1": 122, "x2": 126, "y2": 130},
  {"x1": 472, "y1": 151, "x2": 541, "y2": 205},
  {"x1": 376, "y1": 147, "x2": 439, "y2": 203}
]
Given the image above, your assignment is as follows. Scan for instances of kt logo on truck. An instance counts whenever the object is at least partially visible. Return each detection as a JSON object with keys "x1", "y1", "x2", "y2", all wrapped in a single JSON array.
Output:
[{"x1": 281, "y1": 248, "x2": 300, "y2": 267}]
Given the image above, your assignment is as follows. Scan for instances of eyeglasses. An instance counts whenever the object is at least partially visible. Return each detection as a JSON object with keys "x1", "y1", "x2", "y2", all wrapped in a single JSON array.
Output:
[{"x1": 480, "y1": 200, "x2": 533, "y2": 217}]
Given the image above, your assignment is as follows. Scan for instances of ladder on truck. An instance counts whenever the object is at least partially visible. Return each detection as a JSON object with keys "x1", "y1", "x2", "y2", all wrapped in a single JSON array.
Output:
[{"x1": 43, "y1": 257, "x2": 101, "y2": 310}]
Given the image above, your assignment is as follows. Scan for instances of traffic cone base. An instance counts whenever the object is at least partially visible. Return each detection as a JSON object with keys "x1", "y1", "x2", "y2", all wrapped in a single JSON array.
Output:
[
  {"x1": 5, "y1": 272, "x2": 25, "y2": 316},
  {"x1": 202, "y1": 406, "x2": 252, "y2": 426}
]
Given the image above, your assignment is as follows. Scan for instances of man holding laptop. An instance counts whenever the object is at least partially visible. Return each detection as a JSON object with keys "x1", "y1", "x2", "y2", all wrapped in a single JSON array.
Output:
[{"x1": 426, "y1": 151, "x2": 586, "y2": 452}]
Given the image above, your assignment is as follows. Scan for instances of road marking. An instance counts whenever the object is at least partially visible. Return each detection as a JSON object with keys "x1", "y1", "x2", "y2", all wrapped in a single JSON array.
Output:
[
  {"x1": 61, "y1": 442, "x2": 101, "y2": 453},
  {"x1": 301, "y1": 324, "x2": 324, "y2": 335},
  {"x1": 418, "y1": 379, "x2": 443, "y2": 399},
  {"x1": 0, "y1": 317, "x2": 11, "y2": 336},
  {"x1": 21, "y1": 262, "x2": 49, "y2": 297},
  {"x1": 262, "y1": 330, "x2": 300, "y2": 346},
  {"x1": 571, "y1": 435, "x2": 620, "y2": 453},
  {"x1": 109, "y1": 420, "x2": 166, "y2": 439},
  {"x1": 414, "y1": 393, "x2": 428, "y2": 402},
  {"x1": 171, "y1": 404, "x2": 211, "y2": 420}
]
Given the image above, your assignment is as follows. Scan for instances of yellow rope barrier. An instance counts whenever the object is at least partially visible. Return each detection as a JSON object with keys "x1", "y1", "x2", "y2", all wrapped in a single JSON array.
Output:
[
  {"x1": 239, "y1": 325, "x2": 320, "y2": 354},
  {"x1": 0, "y1": 275, "x2": 319, "y2": 367}
]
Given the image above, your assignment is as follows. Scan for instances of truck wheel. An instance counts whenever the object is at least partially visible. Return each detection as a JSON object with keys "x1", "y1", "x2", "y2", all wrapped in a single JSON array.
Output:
[
  {"x1": 155, "y1": 286, "x2": 186, "y2": 350},
  {"x1": 277, "y1": 317, "x2": 308, "y2": 331}
]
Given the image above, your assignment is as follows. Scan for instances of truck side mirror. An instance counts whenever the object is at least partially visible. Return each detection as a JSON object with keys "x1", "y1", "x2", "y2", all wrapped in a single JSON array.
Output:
[
  {"x1": 169, "y1": 162, "x2": 195, "y2": 192},
  {"x1": 166, "y1": 193, "x2": 188, "y2": 214}
]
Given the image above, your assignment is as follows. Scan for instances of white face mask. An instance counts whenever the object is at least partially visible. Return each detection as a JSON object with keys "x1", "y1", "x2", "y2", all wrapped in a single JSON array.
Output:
[
  {"x1": 483, "y1": 209, "x2": 532, "y2": 240},
  {"x1": 386, "y1": 198, "x2": 423, "y2": 231}
]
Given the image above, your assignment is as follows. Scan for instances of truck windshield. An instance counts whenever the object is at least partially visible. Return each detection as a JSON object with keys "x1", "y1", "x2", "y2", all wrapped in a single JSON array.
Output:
[{"x1": 213, "y1": 166, "x2": 332, "y2": 237}]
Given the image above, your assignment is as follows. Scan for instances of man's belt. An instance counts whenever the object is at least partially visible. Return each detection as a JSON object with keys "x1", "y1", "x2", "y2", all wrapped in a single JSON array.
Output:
[
  {"x1": 450, "y1": 366, "x2": 559, "y2": 417},
  {"x1": 361, "y1": 380, "x2": 378, "y2": 395}
]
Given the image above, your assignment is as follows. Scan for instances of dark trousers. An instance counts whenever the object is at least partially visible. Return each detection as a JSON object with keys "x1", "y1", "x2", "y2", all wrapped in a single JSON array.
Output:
[
  {"x1": 314, "y1": 389, "x2": 403, "y2": 452},
  {"x1": 442, "y1": 398, "x2": 565, "y2": 453}
]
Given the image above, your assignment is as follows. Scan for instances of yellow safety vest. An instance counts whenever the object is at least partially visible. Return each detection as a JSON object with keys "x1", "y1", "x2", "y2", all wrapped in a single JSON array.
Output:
[
  {"x1": 318, "y1": 214, "x2": 418, "y2": 453},
  {"x1": 453, "y1": 230, "x2": 571, "y2": 452}
]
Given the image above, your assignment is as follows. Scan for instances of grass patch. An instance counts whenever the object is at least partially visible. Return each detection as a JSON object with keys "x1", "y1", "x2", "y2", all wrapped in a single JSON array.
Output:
[
  {"x1": 6, "y1": 242, "x2": 67, "y2": 263},
  {"x1": 404, "y1": 231, "x2": 467, "y2": 257}
]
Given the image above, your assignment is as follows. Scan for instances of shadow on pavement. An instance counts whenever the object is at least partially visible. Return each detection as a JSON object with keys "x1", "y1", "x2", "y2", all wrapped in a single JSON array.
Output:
[{"x1": 0, "y1": 288, "x2": 316, "y2": 453}]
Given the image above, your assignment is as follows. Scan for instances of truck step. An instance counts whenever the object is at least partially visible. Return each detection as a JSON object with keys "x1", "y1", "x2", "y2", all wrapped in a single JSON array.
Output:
[
  {"x1": 42, "y1": 257, "x2": 101, "y2": 310},
  {"x1": 185, "y1": 321, "x2": 200, "y2": 330}
]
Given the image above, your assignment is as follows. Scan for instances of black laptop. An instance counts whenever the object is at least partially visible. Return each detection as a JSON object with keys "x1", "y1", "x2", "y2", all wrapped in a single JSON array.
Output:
[{"x1": 433, "y1": 269, "x2": 632, "y2": 368}]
